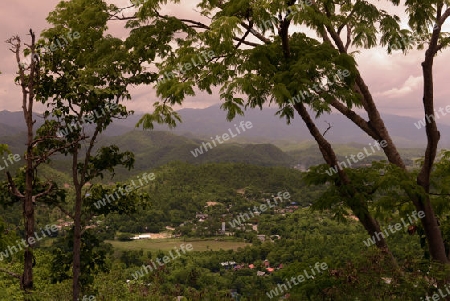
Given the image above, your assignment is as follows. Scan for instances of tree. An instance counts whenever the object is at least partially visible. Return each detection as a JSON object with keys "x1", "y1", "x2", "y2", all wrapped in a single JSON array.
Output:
[
  {"x1": 37, "y1": 0, "x2": 157, "y2": 299},
  {"x1": 119, "y1": 0, "x2": 450, "y2": 271},
  {"x1": 4, "y1": 30, "x2": 65, "y2": 295}
]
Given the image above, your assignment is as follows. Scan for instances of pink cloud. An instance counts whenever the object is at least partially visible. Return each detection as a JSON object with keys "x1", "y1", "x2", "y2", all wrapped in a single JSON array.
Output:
[{"x1": 1, "y1": 0, "x2": 449, "y2": 122}]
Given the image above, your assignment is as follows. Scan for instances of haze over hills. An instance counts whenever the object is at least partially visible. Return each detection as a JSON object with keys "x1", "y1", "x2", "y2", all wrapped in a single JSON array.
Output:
[
  {"x1": 152, "y1": 105, "x2": 450, "y2": 147},
  {"x1": 0, "y1": 129, "x2": 295, "y2": 182},
  {"x1": 2, "y1": 105, "x2": 448, "y2": 147}
]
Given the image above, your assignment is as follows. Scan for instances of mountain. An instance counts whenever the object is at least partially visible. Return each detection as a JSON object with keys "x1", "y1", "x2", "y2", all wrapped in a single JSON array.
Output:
[
  {"x1": 85, "y1": 131, "x2": 294, "y2": 175},
  {"x1": 88, "y1": 105, "x2": 450, "y2": 147},
  {"x1": 0, "y1": 130, "x2": 294, "y2": 182},
  {"x1": 150, "y1": 105, "x2": 450, "y2": 147},
  {"x1": 1, "y1": 106, "x2": 449, "y2": 147}
]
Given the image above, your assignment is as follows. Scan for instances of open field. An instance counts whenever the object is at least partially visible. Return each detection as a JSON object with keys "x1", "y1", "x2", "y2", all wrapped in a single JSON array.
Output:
[{"x1": 106, "y1": 238, "x2": 250, "y2": 252}]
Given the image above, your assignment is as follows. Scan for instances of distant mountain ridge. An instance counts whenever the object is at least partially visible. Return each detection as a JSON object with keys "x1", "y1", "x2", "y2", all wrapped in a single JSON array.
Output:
[
  {"x1": 0, "y1": 128, "x2": 294, "y2": 182},
  {"x1": 1, "y1": 104, "x2": 450, "y2": 148}
]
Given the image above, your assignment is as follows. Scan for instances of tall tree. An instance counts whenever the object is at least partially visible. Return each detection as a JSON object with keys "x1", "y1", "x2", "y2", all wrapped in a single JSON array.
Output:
[
  {"x1": 4, "y1": 30, "x2": 63, "y2": 295},
  {"x1": 38, "y1": 0, "x2": 155, "y2": 299},
  {"x1": 119, "y1": 0, "x2": 450, "y2": 270}
]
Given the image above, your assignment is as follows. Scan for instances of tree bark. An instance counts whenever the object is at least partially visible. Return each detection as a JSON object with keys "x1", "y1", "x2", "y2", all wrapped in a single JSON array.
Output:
[
  {"x1": 414, "y1": 19, "x2": 449, "y2": 264},
  {"x1": 276, "y1": 9, "x2": 398, "y2": 265},
  {"x1": 18, "y1": 29, "x2": 39, "y2": 293},
  {"x1": 22, "y1": 106, "x2": 35, "y2": 292},
  {"x1": 294, "y1": 102, "x2": 399, "y2": 268},
  {"x1": 320, "y1": 5, "x2": 449, "y2": 265},
  {"x1": 72, "y1": 148, "x2": 82, "y2": 301}
]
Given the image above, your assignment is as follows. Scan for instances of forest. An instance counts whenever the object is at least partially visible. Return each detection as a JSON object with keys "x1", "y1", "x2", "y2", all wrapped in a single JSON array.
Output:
[{"x1": 1, "y1": 0, "x2": 450, "y2": 300}]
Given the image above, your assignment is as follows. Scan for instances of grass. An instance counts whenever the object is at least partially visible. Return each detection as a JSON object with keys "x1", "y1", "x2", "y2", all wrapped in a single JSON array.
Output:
[{"x1": 106, "y1": 237, "x2": 250, "y2": 252}]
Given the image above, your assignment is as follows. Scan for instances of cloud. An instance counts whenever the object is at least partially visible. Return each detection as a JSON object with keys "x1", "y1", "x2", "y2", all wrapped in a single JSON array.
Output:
[
  {"x1": 1, "y1": 0, "x2": 450, "y2": 122},
  {"x1": 379, "y1": 75, "x2": 422, "y2": 99}
]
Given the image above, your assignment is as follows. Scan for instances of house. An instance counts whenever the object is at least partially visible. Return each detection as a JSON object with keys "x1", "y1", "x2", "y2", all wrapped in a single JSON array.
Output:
[
  {"x1": 257, "y1": 235, "x2": 266, "y2": 242},
  {"x1": 270, "y1": 235, "x2": 281, "y2": 240},
  {"x1": 220, "y1": 261, "x2": 237, "y2": 269},
  {"x1": 131, "y1": 234, "x2": 151, "y2": 240},
  {"x1": 196, "y1": 212, "x2": 208, "y2": 219}
]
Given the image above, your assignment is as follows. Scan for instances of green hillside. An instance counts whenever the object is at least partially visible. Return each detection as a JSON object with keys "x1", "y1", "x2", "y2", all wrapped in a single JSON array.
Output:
[{"x1": 35, "y1": 130, "x2": 293, "y2": 183}]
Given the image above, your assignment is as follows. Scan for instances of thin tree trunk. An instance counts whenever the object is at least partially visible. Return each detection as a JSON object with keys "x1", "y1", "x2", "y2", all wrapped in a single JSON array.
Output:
[
  {"x1": 294, "y1": 102, "x2": 399, "y2": 269},
  {"x1": 276, "y1": 11, "x2": 398, "y2": 266},
  {"x1": 322, "y1": 8, "x2": 449, "y2": 265},
  {"x1": 72, "y1": 148, "x2": 82, "y2": 301},
  {"x1": 20, "y1": 29, "x2": 38, "y2": 293},
  {"x1": 22, "y1": 111, "x2": 35, "y2": 292},
  {"x1": 414, "y1": 21, "x2": 449, "y2": 264}
]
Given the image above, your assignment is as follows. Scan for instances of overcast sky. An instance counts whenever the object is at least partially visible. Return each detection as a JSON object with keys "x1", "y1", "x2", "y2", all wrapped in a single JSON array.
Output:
[{"x1": 1, "y1": 1, "x2": 450, "y2": 124}]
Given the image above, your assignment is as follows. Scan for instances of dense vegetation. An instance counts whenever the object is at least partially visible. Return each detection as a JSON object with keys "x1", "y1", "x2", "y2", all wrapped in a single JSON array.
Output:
[
  {"x1": 2, "y1": 0, "x2": 450, "y2": 300},
  {"x1": 0, "y1": 161, "x2": 444, "y2": 300}
]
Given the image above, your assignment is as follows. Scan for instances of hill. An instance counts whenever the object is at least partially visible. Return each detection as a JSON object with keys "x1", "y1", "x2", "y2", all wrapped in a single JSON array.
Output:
[
  {"x1": 2, "y1": 105, "x2": 450, "y2": 147},
  {"x1": 0, "y1": 130, "x2": 294, "y2": 182}
]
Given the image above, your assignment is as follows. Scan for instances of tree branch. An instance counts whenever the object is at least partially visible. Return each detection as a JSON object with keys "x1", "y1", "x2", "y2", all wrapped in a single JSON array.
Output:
[
  {"x1": 429, "y1": 192, "x2": 450, "y2": 196},
  {"x1": 31, "y1": 182, "x2": 53, "y2": 204},
  {"x1": 240, "y1": 21, "x2": 271, "y2": 45},
  {"x1": 57, "y1": 204, "x2": 74, "y2": 220},
  {"x1": 32, "y1": 134, "x2": 88, "y2": 167},
  {"x1": 345, "y1": 24, "x2": 352, "y2": 51},
  {"x1": 322, "y1": 121, "x2": 332, "y2": 137},
  {"x1": 235, "y1": 21, "x2": 254, "y2": 49},
  {"x1": 338, "y1": 6, "x2": 357, "y2": 34},
  {"x1": 0, "y1": 268, "x2": 21, "y2": 280},
  {"x1": 329, "y1": 98, "x2": 381, "y2": 140},
  {"x1": 6, "y1": 171, "x2": 25, "y2": 199},
  {"x1": 438, "y1": 8, "x2": 450, "y2": 26}
]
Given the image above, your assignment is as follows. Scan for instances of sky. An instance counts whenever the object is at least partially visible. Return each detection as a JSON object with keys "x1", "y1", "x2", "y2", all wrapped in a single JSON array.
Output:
[{"x1": 1, "y1": 0, "x2": 450, "y2": 124}]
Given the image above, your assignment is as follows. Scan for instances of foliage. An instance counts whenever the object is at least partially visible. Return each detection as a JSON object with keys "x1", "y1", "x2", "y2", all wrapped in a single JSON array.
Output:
[{"x1": 50, "y1": 229, "x2": 112, "y2": 289}]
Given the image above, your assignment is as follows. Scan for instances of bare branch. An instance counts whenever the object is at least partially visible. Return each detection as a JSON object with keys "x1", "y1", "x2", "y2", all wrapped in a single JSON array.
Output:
[
  {"x1": 32, "y1": 134, "x2": 89, "y2": 167},
  {"x1": 235, "y1": 21, "x2": 254, "y2": 49},
  {"x1": 0, "y1": 268, "x2": 21, "y2": 279},
  {"x1": 240, "y1": 21, "x2": 271, "y2": 44},
  {"x1": 6, "y1": 171, "x2": 25, "y2": 199},
  {"x1": 31, "y1": 182, "x2": 54, "y2": 204},
  {"x1": 345, "y1": 24, "x2": 352, "y2": 51},
  {"x1": 429, "y1": 192, "x2": 450, "y2": 196},
  {"x1": 322, "y1": 121, "x2": 332, "y2": 137}
]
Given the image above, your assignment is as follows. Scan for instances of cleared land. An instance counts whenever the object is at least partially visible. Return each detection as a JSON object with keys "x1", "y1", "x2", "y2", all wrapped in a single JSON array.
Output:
[{"x1": 106, "y1": 238, "x2": 250, "y2": 252}]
